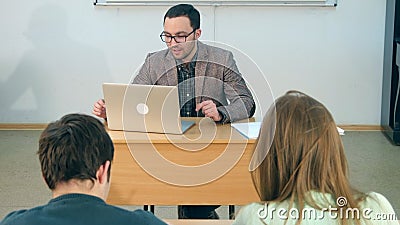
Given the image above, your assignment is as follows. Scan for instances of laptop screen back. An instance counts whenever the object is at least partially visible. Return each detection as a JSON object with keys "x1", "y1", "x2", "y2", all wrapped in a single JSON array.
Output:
[{"x1": 102, "y1": 83, "x2": 194, "y2": 134}]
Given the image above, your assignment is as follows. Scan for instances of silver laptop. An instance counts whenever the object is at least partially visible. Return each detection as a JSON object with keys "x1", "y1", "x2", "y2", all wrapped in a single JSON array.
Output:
[{"x1": 102, "y1": 83, "x2": 195, "y2": 134}]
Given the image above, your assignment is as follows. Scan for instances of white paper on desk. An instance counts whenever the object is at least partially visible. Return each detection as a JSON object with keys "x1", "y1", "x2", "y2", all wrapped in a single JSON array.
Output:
[
  {"x1": 232, "y1": 122, "x2": 345, "y2": 139},
  {"x1": 231, "y1": 122, "x2": 262, "y2": 139}
]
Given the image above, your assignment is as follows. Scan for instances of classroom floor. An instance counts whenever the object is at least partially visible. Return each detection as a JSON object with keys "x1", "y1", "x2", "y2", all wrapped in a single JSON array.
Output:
[{"x1": 0, "y1": 130, "x2": 399, "y2": 220}]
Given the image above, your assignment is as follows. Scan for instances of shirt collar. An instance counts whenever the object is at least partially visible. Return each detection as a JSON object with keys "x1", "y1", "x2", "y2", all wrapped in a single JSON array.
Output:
[{"x1": 49, "y1": 193, "x2": 105, "y2": 204}]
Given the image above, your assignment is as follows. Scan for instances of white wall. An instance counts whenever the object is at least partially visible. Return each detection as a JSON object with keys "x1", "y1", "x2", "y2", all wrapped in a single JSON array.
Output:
[{"x1": 0, "y1": 0, "x2": 386, "y2": 124}]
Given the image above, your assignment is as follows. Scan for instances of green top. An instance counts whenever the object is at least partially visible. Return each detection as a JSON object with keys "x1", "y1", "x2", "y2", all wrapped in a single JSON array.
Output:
[{"x1": 233, "y1": 191, "x2": 398, "y2": 225}]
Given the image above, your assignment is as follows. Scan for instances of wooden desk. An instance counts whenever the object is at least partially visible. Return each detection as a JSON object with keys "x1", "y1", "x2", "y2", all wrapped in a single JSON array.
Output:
[{"x1": 106, "y1": 118, "x2": 259, "y2": 206}]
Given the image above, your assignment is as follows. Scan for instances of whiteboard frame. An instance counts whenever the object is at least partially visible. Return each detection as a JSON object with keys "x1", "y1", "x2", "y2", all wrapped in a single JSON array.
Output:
[{"x1": 93, "y1": 0, "x2": 337, "y2": 7}]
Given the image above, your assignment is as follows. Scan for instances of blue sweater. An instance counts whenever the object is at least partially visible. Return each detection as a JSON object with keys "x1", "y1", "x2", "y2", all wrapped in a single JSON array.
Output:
[{"x1": 0, "y1": 193, "x2": 166, "y2": 225}]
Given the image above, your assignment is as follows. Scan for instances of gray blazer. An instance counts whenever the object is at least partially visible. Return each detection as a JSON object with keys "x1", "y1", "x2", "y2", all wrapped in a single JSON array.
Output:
[{"x1": 132, "y1": 41, "x2": 255, "y2": 123}]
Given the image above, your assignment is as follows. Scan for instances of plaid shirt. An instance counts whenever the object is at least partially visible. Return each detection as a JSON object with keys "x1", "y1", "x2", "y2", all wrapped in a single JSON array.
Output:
[{"x1": 177, "y1": 57, "x2": 198, "y2": 117}]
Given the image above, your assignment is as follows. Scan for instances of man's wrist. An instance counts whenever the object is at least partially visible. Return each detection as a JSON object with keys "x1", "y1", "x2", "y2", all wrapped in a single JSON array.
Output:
[{"x1": 217, "y1": 109, "x2": 228, "y2": 124}]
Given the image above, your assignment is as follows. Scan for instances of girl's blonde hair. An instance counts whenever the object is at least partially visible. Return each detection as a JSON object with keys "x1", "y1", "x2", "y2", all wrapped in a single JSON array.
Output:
[{"x1": 251, "y1": 90, "x2": 365, "y2": 224}]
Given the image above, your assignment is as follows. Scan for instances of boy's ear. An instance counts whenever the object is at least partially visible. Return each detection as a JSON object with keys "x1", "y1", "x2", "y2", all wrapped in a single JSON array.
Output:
[{"x1": 97, "y1": 160, "x2": 110, "y2": 184}]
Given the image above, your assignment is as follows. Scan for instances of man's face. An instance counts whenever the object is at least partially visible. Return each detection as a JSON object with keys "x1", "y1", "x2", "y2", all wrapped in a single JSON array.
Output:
[{"x1": 163, "y1": 16, "x2": 201, "y2": 62}]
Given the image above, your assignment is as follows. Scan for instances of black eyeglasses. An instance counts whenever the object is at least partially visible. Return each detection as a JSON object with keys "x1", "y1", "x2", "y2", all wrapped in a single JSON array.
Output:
[{"x1": 160, "y1": 29, "x2": 196, "y2": 43}]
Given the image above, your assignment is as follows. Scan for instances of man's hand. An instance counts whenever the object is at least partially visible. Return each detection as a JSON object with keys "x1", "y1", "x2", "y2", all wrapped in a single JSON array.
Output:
[
  {"x1": 92, "y1": 99, "x2": 107, "y2": 119},
  {"x1": 196, "y1": 100, "x2": 222, "y2": 122}
]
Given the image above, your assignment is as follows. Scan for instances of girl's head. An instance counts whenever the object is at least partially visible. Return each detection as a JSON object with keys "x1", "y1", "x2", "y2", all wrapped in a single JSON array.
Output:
[{"x1": 252, "y1": 90, "x2": 351, "y2": 205}]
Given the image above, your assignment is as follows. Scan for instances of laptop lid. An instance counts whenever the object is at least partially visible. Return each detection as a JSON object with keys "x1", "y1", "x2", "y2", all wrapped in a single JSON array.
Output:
[{"x1": 102, "y1": 83, "x2": 194, "y2": 134}]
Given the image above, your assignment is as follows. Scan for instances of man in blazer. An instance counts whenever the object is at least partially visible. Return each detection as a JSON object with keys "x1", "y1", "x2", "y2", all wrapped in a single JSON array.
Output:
[
  {"x1": 132, "y1": 40, "x2": 255, "y2": 123},
  {"x1": 93, "y1": 3, "x2": 255, "y2": 219},
  {"x1": 94, "y1": 4, "x2": 255, "y2": 124}
]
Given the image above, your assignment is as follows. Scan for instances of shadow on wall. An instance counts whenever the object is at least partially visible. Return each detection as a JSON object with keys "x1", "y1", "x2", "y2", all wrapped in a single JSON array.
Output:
[{"x1": 0, "y1": 3, "x2": 110, "y2": 123}]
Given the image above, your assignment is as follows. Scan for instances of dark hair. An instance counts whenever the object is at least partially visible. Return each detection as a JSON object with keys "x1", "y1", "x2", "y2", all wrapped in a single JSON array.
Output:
[
  {"x1": 38, "y1": 113, "x2": 114, "y2": 190},
  {"x1": 164, "y1": 4, "x2": 200, "y2": 30}
]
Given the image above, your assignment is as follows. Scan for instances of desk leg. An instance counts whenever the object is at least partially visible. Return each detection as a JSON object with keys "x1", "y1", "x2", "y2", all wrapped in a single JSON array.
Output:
[
  {"x1": 229, "y1": 205, "x2": 235, "y2": 219},
  {"x1": 143, "y1": 205, "x2": 155, "y2": 214},
  {"x1": 150, "y1": 205, "x2": 155, "y2": 214}
]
